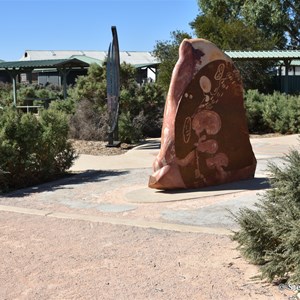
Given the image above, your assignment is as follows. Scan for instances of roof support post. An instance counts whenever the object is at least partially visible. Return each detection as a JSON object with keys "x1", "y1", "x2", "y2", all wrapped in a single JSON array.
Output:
[
  {"x1": 58, "y1": 68, "x2": 71, "y2": 99},
  {"x1": 27, "y1": 71, "x2": 32, "y2": 84},
  {"x1": 12, "y1": 74, "x2": 17, "y2": 106},
  {"x1": 8, "y1": 70, "x2": 18, "y2": 106},
  {"x1": 284, "y1": 60, "x2": 291, "y2": 94}
]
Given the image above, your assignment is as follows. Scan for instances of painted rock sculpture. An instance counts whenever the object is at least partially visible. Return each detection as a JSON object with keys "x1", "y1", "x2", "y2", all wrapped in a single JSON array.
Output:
[{"x1": 148, "y1": 38, "x2": 256, "y2": 190}]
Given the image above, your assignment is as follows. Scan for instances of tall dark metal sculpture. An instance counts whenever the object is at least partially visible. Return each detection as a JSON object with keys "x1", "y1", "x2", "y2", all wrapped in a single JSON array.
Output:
[{"x1": 106, "y1": 26, "x2": 120, "y2": 147}]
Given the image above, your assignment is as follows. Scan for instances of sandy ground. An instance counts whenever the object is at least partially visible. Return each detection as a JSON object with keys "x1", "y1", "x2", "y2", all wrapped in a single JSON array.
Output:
[
  {"x1": 0, "y1": 209, "x2": 295, "y2": 300},
  {"x1": 1, "y1": 135, "x2": 299, "y2": 300}
]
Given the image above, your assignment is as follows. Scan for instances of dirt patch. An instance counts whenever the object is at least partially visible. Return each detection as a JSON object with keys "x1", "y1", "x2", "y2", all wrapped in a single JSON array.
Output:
[{"x1": 69, "y1": 139, "x2": 136, "y2": 156}]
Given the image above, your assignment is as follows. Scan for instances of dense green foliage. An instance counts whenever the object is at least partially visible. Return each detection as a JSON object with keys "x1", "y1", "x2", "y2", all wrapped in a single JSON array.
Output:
[
  {"x1": 190, "y1": 0, "x2": 300, "y2": 92},
  {"x1": 56, "y1": 63, "x2": 165, "y2": 143},
  {"x1": 0, "y1": 107, "x2": 76, "y2": 192},
  {"x1": 0, "y1": 82, "x2": 62, "y2": 108},
  {"x1": 240, "y1": 0, "x2": 300, "y2": 48},
  {"x1": 0, "y1": 82, "x2": 13, "y2": 107},
  {"x1": 233, "y1": 149, "x2": 300, "y2": 283},
  {"x1": 154, "y1": 0, "x2": 300, "y2": 93},
  {"x1": 244, "y1": 90, "x2": 300, "y2": 134},
  {"x1": 193, "y1": 0, "x2": 296, "y2": 49},
  {"x1": 153, "y1": 30, "x2": 192, "y2": 92}
]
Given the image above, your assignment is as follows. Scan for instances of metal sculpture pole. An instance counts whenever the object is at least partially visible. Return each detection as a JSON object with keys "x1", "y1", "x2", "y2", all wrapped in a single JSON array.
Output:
[{"x1": 106, "y1": 26, "x2": 120, "y2": 147}]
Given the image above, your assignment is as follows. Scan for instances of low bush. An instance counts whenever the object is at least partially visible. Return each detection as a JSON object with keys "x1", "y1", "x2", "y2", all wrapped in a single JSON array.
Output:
[
  {"x1": 65, "y1": 63, "x2": 165, "y2": 143},
  {"x1": 232, "y1": 147, "x2": 300, "y2": 283},
  {"x1": 0, "y1": 82, "x2": 13, "y2": 107},
  {"x1": 118, "y1": 111, "x2": 144, "y2": 143},
  {"x1": 244, "y1": 89, "x2": 268, "y2": 133},
  {"x1": 244, "y1": 90, "x2": 300, "y2": 134},
  {"x1": 0, "y1": 107, "x2": 76, "y2": 192},
  {"x1": 68, "y1": 99, "x2": 108, "y2": 141}
]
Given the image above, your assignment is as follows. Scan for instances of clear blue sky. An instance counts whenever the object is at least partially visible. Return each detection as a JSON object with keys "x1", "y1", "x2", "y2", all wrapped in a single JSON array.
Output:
[{"x1": 0, "y1": 0, "x2": 199, "y2": 61}]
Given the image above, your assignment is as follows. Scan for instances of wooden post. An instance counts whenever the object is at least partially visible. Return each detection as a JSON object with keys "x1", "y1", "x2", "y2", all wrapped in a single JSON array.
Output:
[
  {"x1": 58, "y1": 68, "x2": 70, "y2": 99},
  {"x1": 284, "y1": 60, "x2": 290, "y2": 94},
  {"x1": 11, "y1": 71, "x2": 17, "y2": 106}
]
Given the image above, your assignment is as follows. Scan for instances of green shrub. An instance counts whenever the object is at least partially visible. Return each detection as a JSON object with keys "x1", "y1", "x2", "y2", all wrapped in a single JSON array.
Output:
[
  {"x1": 284, "y1": 95, "x2": 300, "y2": 134},
  {"x1": 232, "y1": 147, "x2": 300, "y2": 283},
  {"x1": 68, "y1": 99, "x2": 108, "y2": 141},
  {"x1": 262, "y1": 92, "x2": 288, "y2": 133},
  {"x1": 118, "y1": 111, "x2": 144, "y2": 143},
  {"x1": 244, "y1": 90, "x2": 300, "y2": 134},
  {"x1": 0, "y1": 83, "x2": 63, "y2": 111},
  {"x1": 49, "y1": 97, "x2": 76, "y2": 115},
  {"x1": 136, "y1": 83, "x2": 164, "y2": 137},
  {"x1": 0, "y1": 107, "x2": 76, "y2": 192},
  {"x1": 66, "y1": 64, "x2": 109, "y2": 141},
  {"x1": 244, "y1": 89, "x2": 268, "y2": 133},
  {"x1": 118, "y1": 82, "x2": 165, "y2": 142},
  {"x1": 65, "y1": 63, "x2": 165, "y2": 143},
  {"x1": 0, "y1": 82, "x2": 13, "y2": 107}
]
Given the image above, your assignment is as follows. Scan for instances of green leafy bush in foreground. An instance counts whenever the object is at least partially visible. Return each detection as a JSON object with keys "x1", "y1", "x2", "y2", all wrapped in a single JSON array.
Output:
[
  {"x1": 0, "y1": 107, "x2": 76, "y2": 192},
  {"x1": 233, "y1": 147, "x2": 300, "y2": 283}
]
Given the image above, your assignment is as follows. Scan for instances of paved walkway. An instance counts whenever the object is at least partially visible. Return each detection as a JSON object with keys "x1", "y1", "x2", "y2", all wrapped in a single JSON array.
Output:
[
  {"x1": 0, "y1": 134, "x2": 298, "y2": 300},
  {"x1": 71, "y1": 134, "x2": 299, "y2": 171},
  {"x1": 0, "y1": 134, "x2": 299, "y2": 235}
]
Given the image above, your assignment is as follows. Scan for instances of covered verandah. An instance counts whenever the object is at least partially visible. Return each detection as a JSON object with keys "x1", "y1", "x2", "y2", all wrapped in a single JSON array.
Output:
[
  {"x1": 0, "y1": 58, "x2": 89, "y2": 106},
  {"x1": 225, "y1": 50, "x2": 300, "y2": 94}
]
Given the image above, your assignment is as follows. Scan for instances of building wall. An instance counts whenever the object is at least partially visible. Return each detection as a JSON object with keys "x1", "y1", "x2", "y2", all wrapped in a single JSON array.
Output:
[
  {"x1": 274, "y1": 75, "x2": 300, "y2": 94},
  {"x1": 37, "y1": 69, "x2": 88, "y2": 86},
  {"x1": 0, "y1": 71, "x2": 11, "y2": 83}
]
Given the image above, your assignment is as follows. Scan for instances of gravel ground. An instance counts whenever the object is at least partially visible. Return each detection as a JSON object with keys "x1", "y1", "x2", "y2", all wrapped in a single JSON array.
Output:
[
  {"x1": 1, "y1": 135, "x2": 297, "y2": 300},
  {"x1": 0, "y1": 212, "x2": 291, "y2": 300},
  {"x1": 69, "y1": 140, "x2": 134, "y2": 156}
]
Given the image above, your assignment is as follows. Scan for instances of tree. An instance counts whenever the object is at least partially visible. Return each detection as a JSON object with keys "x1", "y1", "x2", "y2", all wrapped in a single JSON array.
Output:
[
  {"x1": 241, "y1": 0, "x2": 300, "y2": 48},
  {"x1": 189, "y1": 0, "x2": 297, "y2": 91},
  {"x1": 194, "y1": 0, "x2": 300, "y2": 49},
  {"x1": 191, "y1": 14, "x2": 276, "y2": 50},
  {"x1": 153, "y1": 1, "x2": 300, "y2": 93},
  {"x1": 153, "y1": 30, "x2": 192, "y2": 93}
]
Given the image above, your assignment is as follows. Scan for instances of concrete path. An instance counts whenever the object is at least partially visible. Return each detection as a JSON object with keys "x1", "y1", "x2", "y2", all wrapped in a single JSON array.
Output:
[
  {"x1": 70, "y1": 134, "x2": 299, "y2": 171},
  {"x1": 0, "y1": 134, "x2": 298, "y2": 300},
  {"x1": 0, "y1": 134, "x2": 299, "y2": 234}
]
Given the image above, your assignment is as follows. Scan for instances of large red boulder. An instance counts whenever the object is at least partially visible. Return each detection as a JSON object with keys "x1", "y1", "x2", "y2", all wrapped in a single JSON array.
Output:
[{"x1": 149, "y1": 38, "x2": 256, "y2": 190}]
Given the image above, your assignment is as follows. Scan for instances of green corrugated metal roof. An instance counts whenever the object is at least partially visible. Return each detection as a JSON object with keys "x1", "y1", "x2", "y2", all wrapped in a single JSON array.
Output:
[
  {"x1": 2, "y1": 50, "x2": 300, "y2": 71},
  {"x1": 0, "y1": 58, "x2": 89, "y2": 70},
  {"x1": 133, "y1": 62, "x2": 160, "y2": 68},
  {"x1": 0, "y1": 59, "x2": 68, "y2": 69},
  {"x1": 225, "y1": 50, "x2": 300, "y2": 60}
]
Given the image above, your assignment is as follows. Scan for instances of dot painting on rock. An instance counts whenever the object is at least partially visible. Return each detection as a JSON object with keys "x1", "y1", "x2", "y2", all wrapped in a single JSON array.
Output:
[{"x1": 149, "y1": 38, "x2": 256, "y2": 190}]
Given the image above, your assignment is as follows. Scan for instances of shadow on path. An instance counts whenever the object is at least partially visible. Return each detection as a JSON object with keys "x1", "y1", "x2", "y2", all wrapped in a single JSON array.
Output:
[
  {"x1": 135, "y1": 140, "x2": 161, "y2": 150},
  {"x1": 157, "y1": 177, "x2": 270, "y2": 195},
  {"x1": 2, "y1": 170, "x2": 129, "y2": 198}
]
